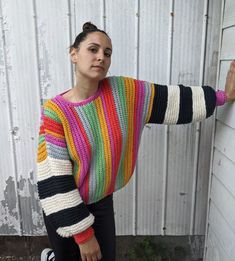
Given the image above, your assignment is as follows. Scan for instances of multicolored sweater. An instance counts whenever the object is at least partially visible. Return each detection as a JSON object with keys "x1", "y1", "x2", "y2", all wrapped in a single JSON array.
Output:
[{"x1": 37, "y1": 76, "x2": 216, "y2": 241}]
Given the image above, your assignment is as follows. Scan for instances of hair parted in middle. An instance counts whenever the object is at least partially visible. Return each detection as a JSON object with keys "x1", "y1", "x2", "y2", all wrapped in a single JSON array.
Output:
[{"x1": 69, "y1": 22, "x2": 110, "y2": 53}]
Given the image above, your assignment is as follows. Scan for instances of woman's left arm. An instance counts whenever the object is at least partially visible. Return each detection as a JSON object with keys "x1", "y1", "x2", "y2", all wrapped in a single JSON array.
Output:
[{"x1": 147, "y1": 60, "x2": 235, "y2": 125}]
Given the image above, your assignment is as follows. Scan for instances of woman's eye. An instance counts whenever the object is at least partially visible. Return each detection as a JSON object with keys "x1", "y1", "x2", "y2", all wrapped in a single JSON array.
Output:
[
  {"x1": 90, "y1": 48, "x2": 97, "y2": 53},
  {"x1": 105, "y1": 52, "x2": 111, "y2": 57}
]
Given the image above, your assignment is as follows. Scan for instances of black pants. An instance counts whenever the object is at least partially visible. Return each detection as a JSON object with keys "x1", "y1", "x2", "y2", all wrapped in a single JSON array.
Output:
[{"x1": 43, "y1": 194, "x2": 116, "y2": 261}]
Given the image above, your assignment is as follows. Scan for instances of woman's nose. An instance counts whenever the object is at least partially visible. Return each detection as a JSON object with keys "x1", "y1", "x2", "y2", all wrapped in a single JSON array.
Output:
[{"x1": 97, "y1": 51, "x2": 104, "y2": 62}]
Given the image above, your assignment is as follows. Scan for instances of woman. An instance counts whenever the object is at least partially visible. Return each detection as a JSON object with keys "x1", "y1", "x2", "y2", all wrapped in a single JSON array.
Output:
[{"x1": 37, "y1": 22, "x2": 235, "y2": 261}]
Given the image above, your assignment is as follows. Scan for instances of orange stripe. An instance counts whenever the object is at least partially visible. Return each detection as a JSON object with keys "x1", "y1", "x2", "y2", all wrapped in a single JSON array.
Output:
[{"x1": 123, "y1": 77, "x2": 135, "y2": 184}]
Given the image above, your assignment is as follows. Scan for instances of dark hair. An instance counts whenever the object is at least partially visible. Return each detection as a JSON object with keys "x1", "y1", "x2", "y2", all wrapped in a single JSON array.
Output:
[{"x1": 70, "y1": 22, "x2": 110, "y2": 52}]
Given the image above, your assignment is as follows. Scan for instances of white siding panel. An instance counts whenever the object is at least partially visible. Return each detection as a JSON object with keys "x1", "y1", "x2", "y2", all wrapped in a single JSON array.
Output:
[
  {"x1": 1, "y1": 0, "x2": 45, "y2": 235},
  {"x1": 0, "y1": 0, "x2": 21, "y2": 235},
  {"x1": 213, "y1": 149, "x2": 235, "y2": 197},
  {"x1": 214, "y1": 122, "x2": 235, "y2": 163},
  {"x1": 105, "y1": 0, "x2": 136, "y2": 235},
  {"x1": 210, "y1": 175, "x2": 235, "y2": 231},
  {"x1": 166, "y1": 0, "x2": 204, "y2": 235},
  {"x1": 208, "y1": 202, "x2": 235, "y2": 259},
  {"x1": 220, "y1": 26, "x2": 235, "y2": 60},
  {"x1": 137, "y1": 0, "x2": 169, "y2": 235},
  {"x1": 205, "y1": 225, "x2": 231, "y2": 261},
  {"x1": 73, "y1": 0, "x2": 103, "y2": 32},
  {"x1": 36, "y1": 0, "x2": 72, "y2": 101},
  {"x1": 106, "y1": 0, "x2": 136, "y2": 77},
  {"x1": 191, "y1": 0, "x2": 221, "y2": 235},
  {"x1": 223, "y1": 0, "x2": 235, "y2": 28}
]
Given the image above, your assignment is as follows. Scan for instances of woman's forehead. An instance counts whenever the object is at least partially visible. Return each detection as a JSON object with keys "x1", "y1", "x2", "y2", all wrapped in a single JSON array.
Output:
[{"x1": 83, "y1": 32, "x2": 112, "y2": 48}]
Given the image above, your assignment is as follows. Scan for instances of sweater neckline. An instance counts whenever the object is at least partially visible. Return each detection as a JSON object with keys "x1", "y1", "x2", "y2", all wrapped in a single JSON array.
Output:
[{"x1": 56, "y1": 81, "x2": 103, "y2": 107}]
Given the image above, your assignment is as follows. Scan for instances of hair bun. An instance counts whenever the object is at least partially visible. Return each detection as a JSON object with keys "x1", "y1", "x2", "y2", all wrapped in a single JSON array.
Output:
[{"x1": 83, "y1": 22, "x2": 98, "y2": 32}]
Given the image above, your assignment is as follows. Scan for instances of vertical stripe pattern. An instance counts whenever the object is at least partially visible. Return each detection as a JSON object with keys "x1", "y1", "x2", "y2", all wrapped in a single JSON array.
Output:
[{"x1": 37, "y1": 76, "x2": 216, "y2": 237}]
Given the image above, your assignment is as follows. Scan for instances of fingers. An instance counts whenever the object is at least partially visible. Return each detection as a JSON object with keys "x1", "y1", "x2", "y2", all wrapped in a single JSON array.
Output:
[
  {"x1": 81, "y1": 252, "x2": 101, "y2": 260},
  {"x1": 230, "y1": 60, "x2": 235, "y2": 72},
  {"x1": 81, "y1": 251, "x2": 102, "y2": 261}
]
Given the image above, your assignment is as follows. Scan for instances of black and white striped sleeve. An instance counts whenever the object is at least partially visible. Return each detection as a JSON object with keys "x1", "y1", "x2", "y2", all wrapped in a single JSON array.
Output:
[
  {"x1": 148, "y1": 84, "x2": 216, "y2": 124},
  {"x1": 37, "y1": 103, "x2": 94, "y2": 238}
]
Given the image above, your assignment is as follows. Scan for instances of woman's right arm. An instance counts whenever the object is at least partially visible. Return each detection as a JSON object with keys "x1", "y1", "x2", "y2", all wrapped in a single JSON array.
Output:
[{"x1": 37, "y1": 101, "x2": 102, "y2": 260}]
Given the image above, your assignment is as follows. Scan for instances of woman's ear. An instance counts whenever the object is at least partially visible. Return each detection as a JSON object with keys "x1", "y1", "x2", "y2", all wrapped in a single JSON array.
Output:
[{"x1": 70, "y1": 48, "x2": 78, "y2": 64}]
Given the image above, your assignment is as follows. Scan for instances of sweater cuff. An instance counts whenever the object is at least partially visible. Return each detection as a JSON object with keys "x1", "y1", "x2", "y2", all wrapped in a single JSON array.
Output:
[
  {"x1": 216, "y1": 90, "x2": 227, "y2": 106},
  {"x1": 73, "y1": 227, "x2": 94, "y2": 245}
]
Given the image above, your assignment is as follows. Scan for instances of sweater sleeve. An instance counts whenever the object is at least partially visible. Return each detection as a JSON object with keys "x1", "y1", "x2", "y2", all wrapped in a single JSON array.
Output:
[
  {"x1": 147, "y1": 84, "x2": 216, "y2": 124},
  {"x1": 37, "y1": 101, "x2": 94, "y2": 238}
]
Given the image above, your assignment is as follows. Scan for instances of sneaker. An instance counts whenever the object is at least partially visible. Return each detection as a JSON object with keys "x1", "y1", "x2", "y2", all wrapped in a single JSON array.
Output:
[{"x1": 41, "y1": 248, "x2": 55, "y2": 261}]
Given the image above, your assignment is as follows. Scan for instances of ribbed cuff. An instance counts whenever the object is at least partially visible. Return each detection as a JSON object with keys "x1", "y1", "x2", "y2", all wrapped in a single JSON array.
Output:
[
  {"x1": 216, "y1": 90, "x2": 227, "y2": 106},
  {"x1": 73, "y1": 227, "x2": 94, "y2": 245}
]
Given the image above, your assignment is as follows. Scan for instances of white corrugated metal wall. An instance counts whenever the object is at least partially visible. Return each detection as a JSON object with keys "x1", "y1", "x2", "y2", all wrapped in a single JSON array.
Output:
[
  {"x1": 0, "y1": 0, "x2": 221, "y2": 236},
  {"x1": 204, "y1": 0, "x2": 235, "y2": 260}
]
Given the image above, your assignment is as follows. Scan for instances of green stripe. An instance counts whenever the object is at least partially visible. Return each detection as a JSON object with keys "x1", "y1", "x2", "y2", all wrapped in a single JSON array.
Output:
[
  {"x1": 44, "y1": 107, "x2": 61, "y2": 122},
  {"x1": 83, "y1": 103, "x2": 106, "y2": 201}
]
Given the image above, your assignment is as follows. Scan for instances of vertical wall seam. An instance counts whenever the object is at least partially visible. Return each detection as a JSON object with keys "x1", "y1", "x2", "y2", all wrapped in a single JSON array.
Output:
[
  {"x1": 203, "y1": 0, "x2": 225, "y2": 258},
  {"x1": 0, "y1": 0, "x2": 22, "y2": 235},
  {"x1": 67, "y1": 0, "x2": 74, "y2": 88},
  {"x1": 190, "y1": 0, "x2": 209, "y2": 235},
  {"x1": 161, "y1": 0, "x2": 174, "y2": 236},
  {"x1": 134, "y1": 0, "x2": 140, "y2": 236},
  {"x1": 32, "y1": 0, "x2": 42, "y2": 106},
  {"x1": 101, "y1": 0, "x2": 106, "y2": 31}
]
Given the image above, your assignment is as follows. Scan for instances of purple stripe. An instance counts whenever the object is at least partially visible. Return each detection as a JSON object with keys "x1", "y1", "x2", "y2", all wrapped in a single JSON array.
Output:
[{"x1": 45, "y1": 134, "x2": 67, "y2": 148}]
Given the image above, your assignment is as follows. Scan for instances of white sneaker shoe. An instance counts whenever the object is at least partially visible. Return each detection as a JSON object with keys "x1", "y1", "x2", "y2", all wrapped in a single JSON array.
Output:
[{"x1": 41, "y1": 248, "x2": 55, "y2": 261}]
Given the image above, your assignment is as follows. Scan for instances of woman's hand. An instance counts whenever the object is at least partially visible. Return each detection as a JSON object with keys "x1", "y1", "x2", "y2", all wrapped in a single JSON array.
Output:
[
  {"x1": 225, "y1": 60, "x2": 235, "y2": 102},
  {"x1": 79, "y1": 235, "x2": 102, "y2": 261}
]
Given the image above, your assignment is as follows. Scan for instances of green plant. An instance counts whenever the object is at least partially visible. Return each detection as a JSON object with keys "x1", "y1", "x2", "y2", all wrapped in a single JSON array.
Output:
[{"x1": 127, "y1": 237, "x2": 171, "y2": 261}]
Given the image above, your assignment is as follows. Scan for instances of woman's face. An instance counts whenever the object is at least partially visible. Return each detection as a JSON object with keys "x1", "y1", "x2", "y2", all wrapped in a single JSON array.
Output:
[{"x1": 71, "y1": 32, "x2": 112, "y2": 82}]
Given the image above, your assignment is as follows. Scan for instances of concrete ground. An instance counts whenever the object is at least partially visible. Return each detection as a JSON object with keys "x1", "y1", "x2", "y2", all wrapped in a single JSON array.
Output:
[{"x1": 0, "y1": 235, "x2": 204, "y2": 261}]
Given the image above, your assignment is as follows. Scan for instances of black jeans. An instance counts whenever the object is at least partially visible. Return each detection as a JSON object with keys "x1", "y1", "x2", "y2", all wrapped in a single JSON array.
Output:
[{"x1": 43, "y1": 194, "x2": 116, "y2": 261}]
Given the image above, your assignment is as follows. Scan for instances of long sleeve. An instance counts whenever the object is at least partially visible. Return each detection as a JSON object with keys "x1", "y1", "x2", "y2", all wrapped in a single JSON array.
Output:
[
  {"x1": 37, "y1": 101, "x2": 94, "y2": 238},
  {"x1": 147, "y1": 84, "x2": 216, "y2": 124}
]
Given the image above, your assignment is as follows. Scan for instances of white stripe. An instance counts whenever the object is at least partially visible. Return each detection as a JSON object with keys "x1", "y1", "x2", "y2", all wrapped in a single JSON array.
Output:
[
  {"x1": 57, "y1": 214, "x2": 95, "y2": 237},
  {"x1": 41, "y1": 189, "x2": 83, "y2": 215},
  {"x1": 163, "y1": 85, "x2": 180, "y2": 124},
  {"x1": 37, "y1": 156, "x2": 72, "y2": 181},
  {"x1": 191, "y1": 87, "x2": 207, "y2": 122}
]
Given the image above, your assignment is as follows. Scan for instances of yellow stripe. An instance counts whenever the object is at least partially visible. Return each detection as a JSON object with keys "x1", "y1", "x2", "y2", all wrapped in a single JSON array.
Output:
[
  {"x1": 123, "y1": 77, "x2": 135, "y2": 184},
  {"x1": 95, "y1": 98, "x2": 112, "y2": 192},
  {"x1": 146, "y1": 83, "x2": 155, "y2": 123},
  {"x1": 37, "y1": 142, "x2": 47, "y2": 162}
]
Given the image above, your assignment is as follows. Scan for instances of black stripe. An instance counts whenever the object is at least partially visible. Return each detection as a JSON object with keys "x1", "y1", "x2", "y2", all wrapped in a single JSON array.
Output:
[
  {"x1": 38, "y1": 175, "x2": 77, "y2": 199},
  {"x1": 177, "y1": 85, "x2": 193, "y2": 124},
  {"x1": 46, "y1": 203, "x2": 90, "y2": 229},
  {"x1": 148, "y1": 84, "x2": 168, "y2": 124},
  {"x1": 202, "y1": 86, "x2": 216, "y2": 118}
]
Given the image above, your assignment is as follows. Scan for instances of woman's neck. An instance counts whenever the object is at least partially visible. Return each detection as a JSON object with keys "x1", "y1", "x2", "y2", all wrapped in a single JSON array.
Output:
[{"x1": 62, "y1": 78, "x2": 100, "y2": 103}]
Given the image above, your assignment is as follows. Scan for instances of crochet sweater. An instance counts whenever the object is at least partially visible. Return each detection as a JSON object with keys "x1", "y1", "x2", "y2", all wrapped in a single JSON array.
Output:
[{"x1": 37, "y1": 76, "x2": 216, "y2": 240}]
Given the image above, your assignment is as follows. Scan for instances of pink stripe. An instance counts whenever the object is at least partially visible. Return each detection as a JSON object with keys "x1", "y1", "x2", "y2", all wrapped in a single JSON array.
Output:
[{"x1": 45, "y1": 134, "x2": 67, "y2": 148}]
